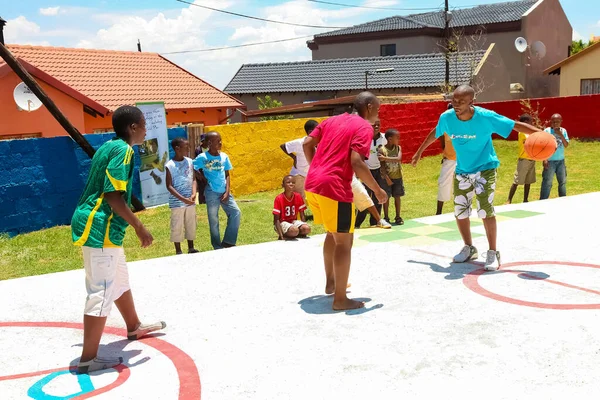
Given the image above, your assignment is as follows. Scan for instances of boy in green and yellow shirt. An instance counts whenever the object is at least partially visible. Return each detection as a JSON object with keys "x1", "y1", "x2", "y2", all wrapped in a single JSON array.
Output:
[
  {"x1": 71, "y1": 105, "x2": 165, "y2": 374},
  {"x1": 507, "y1": 114, "x2": 537, "y2": 204}
]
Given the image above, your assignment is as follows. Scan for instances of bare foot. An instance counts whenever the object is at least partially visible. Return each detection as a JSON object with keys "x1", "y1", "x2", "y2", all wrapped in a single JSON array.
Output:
[
  {"x1": 325, "y1": 282, "x2": 351, "y2": 295},
  {"x1": 332, "y1": 298, "x2": 365, "y2": 310}
]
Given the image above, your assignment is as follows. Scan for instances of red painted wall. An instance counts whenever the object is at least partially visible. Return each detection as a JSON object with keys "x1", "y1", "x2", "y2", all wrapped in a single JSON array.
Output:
[{"x1": 380, "y1": 94, "x2": 600, "y2": 162}]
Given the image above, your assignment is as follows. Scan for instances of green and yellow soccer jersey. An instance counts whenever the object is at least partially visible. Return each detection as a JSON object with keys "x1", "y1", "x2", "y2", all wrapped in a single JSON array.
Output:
[{"x1": 71, "y1": 137, "x2": 135, "y2": 248}]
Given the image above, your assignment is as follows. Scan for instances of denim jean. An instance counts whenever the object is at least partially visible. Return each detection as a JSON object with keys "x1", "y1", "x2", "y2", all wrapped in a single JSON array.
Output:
[
  {"x1": 205, "y1": 188, "x2": 241, "y2": 249},
  {"x1": 540, "y1": 159, "x2": 567, "y2": 200}
]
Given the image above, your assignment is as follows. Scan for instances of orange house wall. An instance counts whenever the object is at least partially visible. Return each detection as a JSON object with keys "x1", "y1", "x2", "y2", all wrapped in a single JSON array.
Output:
[
  {"x1": 0, "y1": 71, "x2": 85, "y2": 138},
  {"x1": 84, "y1": 108, "x2": 227, "y2": 133}
]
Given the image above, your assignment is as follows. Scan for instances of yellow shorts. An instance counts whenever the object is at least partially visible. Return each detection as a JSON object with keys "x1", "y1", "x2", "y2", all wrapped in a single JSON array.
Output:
[{"x1": 306, "y1": 191, "x2": 355, "y2": 234}]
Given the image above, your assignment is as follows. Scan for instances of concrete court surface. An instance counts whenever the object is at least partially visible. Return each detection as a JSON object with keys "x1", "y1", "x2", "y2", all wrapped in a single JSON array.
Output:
[{"x1": 2, "y1": 192, "x2": 600, "y2": 400}]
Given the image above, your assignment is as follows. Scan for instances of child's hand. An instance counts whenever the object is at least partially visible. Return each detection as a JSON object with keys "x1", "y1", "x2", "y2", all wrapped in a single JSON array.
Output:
[
  {"x1": 221, "y1": 192, "x2": 230, "y2": 203},
  {"x1": 385, "y1": 176, "x2": 393, "y2": 186},
  {"x1": 278, "y1": 235, "x2": 284, "y2": 241},
  {"x1": 135, "y1": 225, "x2": 153, "y2": 248},
  {"x1": 375, "y1": 188, "x2": 388, "y2": 205},
  {"x1": 543, "y1": 160, "x2": 549, "y2": 170},
  {"x1": 184, "y1": 198, "x2": 195, "y2": 206},
  {"x1": 378, "y1": 154, "x2": 385, "y2": 162},
  {"x1": 411, "y1": 152, "x2": 421, "y2": 167}
]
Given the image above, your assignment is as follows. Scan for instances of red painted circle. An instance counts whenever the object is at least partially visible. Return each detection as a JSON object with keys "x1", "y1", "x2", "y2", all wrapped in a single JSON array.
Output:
[
  {"x1": 0, "y1": 322, "x2": 201, "y2": 399},
  {"x1": 463, "y1": 261, "x2": 600, "y2": 310}
]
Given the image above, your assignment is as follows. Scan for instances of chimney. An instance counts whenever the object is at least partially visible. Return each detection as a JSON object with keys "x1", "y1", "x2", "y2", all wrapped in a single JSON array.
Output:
[
  {"x1": 137, "y1": 39, "x2": 141, "y2": 52},
  {"x1": 0, "y1": 17, "x2": 6, "y2": 45}
]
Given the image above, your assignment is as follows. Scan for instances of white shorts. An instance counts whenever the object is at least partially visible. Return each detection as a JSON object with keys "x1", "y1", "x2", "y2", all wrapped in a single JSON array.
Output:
[
  {"x1": 438, "y1": 159, "x2": 457, "y2": 202},
  {"x1": 280, "y1": 220, "x2": 308, "y2": 234},
  {"x1": 351, "y1": 175, "x2": 373, "y2": 212},
  {"x1": 83, "y1": 247, "x2": 130, "y2": 317},
  {"x1": 170, "y1": 205, "x2": 197, "y2": 242}
]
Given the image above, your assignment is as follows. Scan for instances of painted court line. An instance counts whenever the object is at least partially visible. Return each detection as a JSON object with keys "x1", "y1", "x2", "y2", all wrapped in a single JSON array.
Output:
[{"x1": 0, "y1": 322, "x2": 201, "y2": 399}]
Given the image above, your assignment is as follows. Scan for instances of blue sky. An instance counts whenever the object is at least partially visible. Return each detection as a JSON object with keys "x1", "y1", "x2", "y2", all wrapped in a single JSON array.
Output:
[{"x1": 1, "y1": 0, "x2": 598, "y2": 89}]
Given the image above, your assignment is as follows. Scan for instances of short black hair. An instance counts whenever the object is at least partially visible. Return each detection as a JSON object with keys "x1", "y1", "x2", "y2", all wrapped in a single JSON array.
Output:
[
  {"x1": 385, "y1": 129, "x2": 399, "y2": 140},
  {"x1": 353, "y1": 91, "x2": 379, "y2": 115},
  {"x1": 282, "y1": 175, "x2": 294, "y2": 185},
  {"x1": 447, "y1": 103, "x2": 453, "y2": 110},
  {"x1": 304, "y1": 120, "x2": 319, "y2": 134},
  {"x1": 519, "y1": 114, "x2": 533, "y2": 123},
  {"x1": 112, "y1": 105, "x2": 144, "y2": 138},
  {"x1": 171, "y1": 137, "x2": 187, "y2": 150},
  {"x1": 454, "y1": 85, "x2": 475, "y2": 99}
]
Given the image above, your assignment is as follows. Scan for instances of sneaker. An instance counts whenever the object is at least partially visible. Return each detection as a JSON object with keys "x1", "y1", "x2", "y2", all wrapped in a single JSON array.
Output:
[
  {"x1": 127, "y1": 321, "x2": 166, "y2": 340},
  {"x1": 453, "y1": 245, "x2": 478, "y2": 263},
  {"x1": 78, "y1": 356, "x2": 123, "y2": 374},
  {"x1": 484, "y1": 250, "x2": 501, "y2": 271},
  {"x1": 377, "y1": 219, "x2": 392, "y2": 229}
]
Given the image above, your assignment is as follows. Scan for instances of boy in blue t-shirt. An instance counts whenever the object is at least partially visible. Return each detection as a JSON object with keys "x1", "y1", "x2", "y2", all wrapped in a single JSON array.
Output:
[
  {"x1": 411, "y1": 85, "x2": 542, "y2": 271},
  {"x1": 540, "y1": 113, "x2": 569, "y2": 200},
  {"x1": 193, "y1": 131, "x2": 241, "y2": 250}
]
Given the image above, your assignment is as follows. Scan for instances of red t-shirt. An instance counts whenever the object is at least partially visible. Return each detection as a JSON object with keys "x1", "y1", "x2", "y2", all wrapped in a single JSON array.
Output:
[
  {"x1": 273, "y1": 192, "x2": 306, "y2": 223},
  {"x1": 304, "y1": 113, "x2": 372, "y2": 202}
]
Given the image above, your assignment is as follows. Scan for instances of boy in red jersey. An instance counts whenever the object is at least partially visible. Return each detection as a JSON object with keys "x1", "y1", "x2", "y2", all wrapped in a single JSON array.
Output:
[
  {"x1": 273, "y1": 175, "x2": 311, "y2": 240},
  {"x1": 303, "y1": 92, "x2": 387, "y2": 311}
]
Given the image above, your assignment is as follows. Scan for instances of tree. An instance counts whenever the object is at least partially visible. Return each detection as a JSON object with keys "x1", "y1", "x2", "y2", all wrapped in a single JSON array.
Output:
[
  {"x1": 570, "y1": 39, "x2": 595, "y2": 55},
  {"x1": 437, "y1": 27, "x2": 494, "y2": 98},
  {"x1": 256, "y1": 95, "x2": 293, "y2": 121},
  {"x1": 520, "y1": 99, "x2": 548, "y2": 129}
]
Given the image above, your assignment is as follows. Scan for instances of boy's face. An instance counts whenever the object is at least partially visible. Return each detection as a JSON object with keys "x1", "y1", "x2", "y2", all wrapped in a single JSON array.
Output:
[
  {"x1": 208, "y1": 134, "x2": 222, "y2": 152},
  {"x1": 387, "y1": 133, "x2": 399, "y2": 145},
  {"x1": 130, "y1": 116, "x2": 147, "y2": 145},
  {"x1": 175, "y1": 140, "x2": 190, "y2": 156},
  {"x1": 371, "y1": 120, "x2": 381, "y2": 138},
  {"x1": 551, "y1": 116, "x2": 562, "y2": 130},
  {"x1": 452, "y1": 92, "x2": 474, "y2": 118},
  {"x1": 283, "y1": 177, "x2": 295, "y2": 191}
]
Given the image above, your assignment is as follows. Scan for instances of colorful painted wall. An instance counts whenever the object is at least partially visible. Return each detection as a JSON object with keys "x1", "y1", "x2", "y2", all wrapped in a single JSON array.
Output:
[
  {"x1": 205, "y1": 118, "x2": 326, "y2": 195},
  {"x1": 379, "y1": 94, "x2": 600, "y2": 162},
  {"x1": 0, "y1": 127, "x2": 185, "y2": 236}
]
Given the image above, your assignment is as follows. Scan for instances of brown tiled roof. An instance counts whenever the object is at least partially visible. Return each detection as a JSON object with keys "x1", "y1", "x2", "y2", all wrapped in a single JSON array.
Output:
[{"x1": 4, "y1": 44, "x2": 242, "y2": 111}]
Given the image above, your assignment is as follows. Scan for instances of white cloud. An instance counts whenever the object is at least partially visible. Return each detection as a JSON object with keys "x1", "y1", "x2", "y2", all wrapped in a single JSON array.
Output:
[
  {"x1": 573, "y1": 30, "x2": 584, "y2": 41},
  {"x1": 4, "y1": 16, "x2": 50, "y2": 46},
  {"x1": 39, "y1": 7, "x2": 61, "y2": 16}
]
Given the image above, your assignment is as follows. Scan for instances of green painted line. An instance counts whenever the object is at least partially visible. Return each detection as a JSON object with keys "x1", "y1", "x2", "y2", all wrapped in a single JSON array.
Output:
[
  {"x1": 361, "y1": 230, "x2": 418, "y2": 242},
  {"x1": 496, "y1": 210, "x2": 544, "y2": 219}
]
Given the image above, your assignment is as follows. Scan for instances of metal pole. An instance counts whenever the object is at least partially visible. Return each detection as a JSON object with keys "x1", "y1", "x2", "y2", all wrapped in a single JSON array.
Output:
[
  {"x1": 444, "y1": 0, "x2": 450, "y2": 89},
  {"x1": 0, "y1": 42, "x2": 145, "y2": 211}
]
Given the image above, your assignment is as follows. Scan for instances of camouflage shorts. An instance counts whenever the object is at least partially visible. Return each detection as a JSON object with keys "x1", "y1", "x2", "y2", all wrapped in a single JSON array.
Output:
[{"x1": 453, "y1": 169, "x2": 497, "y2": 220}]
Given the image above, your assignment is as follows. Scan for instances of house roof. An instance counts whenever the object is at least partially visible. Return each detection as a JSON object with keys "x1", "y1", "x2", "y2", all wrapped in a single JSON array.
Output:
[
  {"x1": 311, "y1": 0, "x2": 537, "y2": 39},
  {"x1": 3, "y1": 44, "x2": 243, "y2": 112},
  {"x1": 544, "y1": 41, "x2": 600, "y2": 75},
  {"x1": 225, "y1": 49, "x2": 488, "y2": 94}
]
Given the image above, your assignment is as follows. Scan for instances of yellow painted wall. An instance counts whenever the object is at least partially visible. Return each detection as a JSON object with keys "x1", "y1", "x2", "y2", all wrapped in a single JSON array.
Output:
[
  {"x1": 560, "y1": 46, "x2": 600, "y2": 96},
  {"x1": 205, "y1": 117, "x2": 326, "y2": 195}
]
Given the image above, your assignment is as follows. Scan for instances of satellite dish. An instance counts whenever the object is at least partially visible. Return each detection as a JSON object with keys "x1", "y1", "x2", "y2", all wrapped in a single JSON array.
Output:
[
  {"x1": 531, "y1": 41, "x2": 547, "y2": 59},
  {"x1": 515, "y1": 37, "x2": 528, "y2": 53},
  {"x1": 13, "y1": 82, "x2": 42, "y2": 112}
]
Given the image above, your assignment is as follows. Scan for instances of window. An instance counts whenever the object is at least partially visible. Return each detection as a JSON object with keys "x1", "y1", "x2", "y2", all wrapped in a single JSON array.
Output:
[
  {"x1": 380, "y1": 44, "x2": 396, "y2": 57},
  {"x1": 581, "y1": 79, "x2": 600, "y2": 95}
]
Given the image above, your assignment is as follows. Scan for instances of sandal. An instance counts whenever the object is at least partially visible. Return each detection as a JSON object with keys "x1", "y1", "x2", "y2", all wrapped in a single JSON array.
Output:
[{"x1": 395, "y1": 217, "x2": 404, "y2": 225}]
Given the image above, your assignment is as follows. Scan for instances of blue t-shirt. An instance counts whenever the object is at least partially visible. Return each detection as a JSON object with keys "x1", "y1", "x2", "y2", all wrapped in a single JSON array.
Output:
[
  {"x1": 544, "y1": 127, "x2": 569, "y2": 161},
  {"x1": 165, "y1": 157, "x2": 194, "y2": 209},
  {"x1": 193, "y1": 152, "x2": 232, "y2": 194},
  {"x1": 435, "y1": 106, "x2": 515, "y2": 174}
]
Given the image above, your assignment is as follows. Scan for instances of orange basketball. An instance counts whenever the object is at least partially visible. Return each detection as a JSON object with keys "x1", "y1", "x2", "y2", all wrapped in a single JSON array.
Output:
[{"x1": 524, "y1": 131, "x2": 557, "y2": 161}]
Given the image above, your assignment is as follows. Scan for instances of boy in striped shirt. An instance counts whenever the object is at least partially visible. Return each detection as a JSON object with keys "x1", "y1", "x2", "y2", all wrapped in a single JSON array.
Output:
[
  {"x1": 71, "y1": 105, "x2": 165, "y2": 374},
  {"x1": 165, "y1": 137, "x2": 198, "y2": 255}
]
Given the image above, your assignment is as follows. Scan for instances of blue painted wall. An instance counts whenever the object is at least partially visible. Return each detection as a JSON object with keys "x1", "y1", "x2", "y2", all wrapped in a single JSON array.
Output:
[{"x1": 0, "y1": 127, "x2": 187, "y2": 236}]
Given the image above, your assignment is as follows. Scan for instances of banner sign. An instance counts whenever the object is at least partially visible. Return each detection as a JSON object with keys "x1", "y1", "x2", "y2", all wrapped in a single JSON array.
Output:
[{"x1": 136, "y1": 101, "x2": 170, "y2": 208}]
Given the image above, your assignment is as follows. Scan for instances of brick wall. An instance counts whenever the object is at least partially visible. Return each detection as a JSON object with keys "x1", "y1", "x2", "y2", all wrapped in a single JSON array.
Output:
[
  {"x1": 0, "y1": 127, "x2": 186, "y2": 236},
  {"x1": 205, "y1": 117, "x2": 326, "y2": 195},
  {"x1": 379, "y1": 94, "x2": 600, "y2": 161}
]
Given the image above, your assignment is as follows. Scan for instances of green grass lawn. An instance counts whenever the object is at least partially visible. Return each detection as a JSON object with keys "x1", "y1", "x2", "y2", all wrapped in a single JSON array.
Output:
[{"x1": 1, "y1": 140, "x2": 599, "y2": 280}]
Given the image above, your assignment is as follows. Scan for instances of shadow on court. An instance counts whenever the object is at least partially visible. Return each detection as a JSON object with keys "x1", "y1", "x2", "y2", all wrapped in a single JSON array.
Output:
[
  {"x1": 298, "y1": 295, "x2": 383, "y2": 315},
  {"x1": 408, "y1": 259, "x2": 551, "y2": 281}
]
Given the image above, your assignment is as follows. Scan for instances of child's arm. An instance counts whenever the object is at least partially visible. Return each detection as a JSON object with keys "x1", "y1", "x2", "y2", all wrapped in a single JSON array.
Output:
[
  {"x1": 351, "y1": 151, "x2": 387, "y2": 204},
  {"x1": 280, "y1": 143, "x2": 298, "y2": 169},
  {"x1": 221, "y1": 170, "x2": 231, "y2": 202},
  {"x1": 299, "y1": 210, "x2": 306, "y2": 223},
  {"x1": 513, "y1": 121, "x2": 543, "y2": 135},
  {"x1": 104, "y1": 192, "x2": 153, "y2": 247},
  {"x1": 166, "y1": 169, "x2": 194, "y2": 205},
  {"x1": 303, "y1": 136, "x2": 319, "y2": 165},
  {"x1": 191, "y1": 176, "x2": 197, "y2": 202},
  {"x1": 274, "y1": 215, "x2": 284, "y2": 240}
]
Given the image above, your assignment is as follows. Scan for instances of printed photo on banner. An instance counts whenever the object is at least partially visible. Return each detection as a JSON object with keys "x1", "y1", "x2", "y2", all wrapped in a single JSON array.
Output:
[{"x1": 136, "y1": 102, "x2": 170, "y2": 207}]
